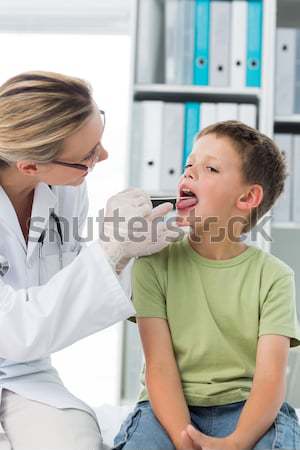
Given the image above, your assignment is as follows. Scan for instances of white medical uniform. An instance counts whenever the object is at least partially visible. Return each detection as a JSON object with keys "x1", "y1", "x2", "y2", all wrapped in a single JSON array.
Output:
[{"x1": 0, "y1": 181, "x2": 135, "y2": 448}]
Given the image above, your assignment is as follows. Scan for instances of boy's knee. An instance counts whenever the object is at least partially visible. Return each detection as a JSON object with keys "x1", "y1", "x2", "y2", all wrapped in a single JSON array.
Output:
[{"x1": 113, "y1": 403, "x2": 175, "y2": 450}]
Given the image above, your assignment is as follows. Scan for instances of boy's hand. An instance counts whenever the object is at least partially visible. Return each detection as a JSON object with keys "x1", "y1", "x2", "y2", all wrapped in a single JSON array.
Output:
[
  {"x1": 183, "y1": 425, "x2": 243, "y2": 450},
  {"x1": 179, "y1": 430, "x2": 197, "y2": 450}
]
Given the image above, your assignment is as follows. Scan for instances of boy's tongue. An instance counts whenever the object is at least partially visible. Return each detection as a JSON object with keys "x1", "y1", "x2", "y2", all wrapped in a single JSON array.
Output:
[{"x1": 176, "y1": 196, "x2": 198, "y2": 210}]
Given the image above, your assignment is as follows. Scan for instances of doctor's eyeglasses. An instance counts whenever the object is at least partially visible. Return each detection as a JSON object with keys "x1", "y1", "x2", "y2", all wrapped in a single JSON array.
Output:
[{"x1": 51, "y1": 109, "x2": 106, "y2": 172}]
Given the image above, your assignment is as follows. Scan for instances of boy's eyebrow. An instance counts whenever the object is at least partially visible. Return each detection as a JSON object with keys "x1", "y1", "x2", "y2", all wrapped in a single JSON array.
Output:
[
  {"x1": 188, "y1": 155, "x2": 221, "y2": 164},
  {"x1": 204, "y1": 155, "x2": 220, "y2": 162}
]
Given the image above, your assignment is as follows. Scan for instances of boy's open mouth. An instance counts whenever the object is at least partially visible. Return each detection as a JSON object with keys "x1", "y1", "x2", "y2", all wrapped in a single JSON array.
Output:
[{"x1": 176, "y1": 188, "x2": 199, "y2": 210}]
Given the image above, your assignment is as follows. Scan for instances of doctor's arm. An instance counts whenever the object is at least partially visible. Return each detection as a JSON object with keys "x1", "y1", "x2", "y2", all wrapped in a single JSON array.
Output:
[
  {"x1": 138, "y1": 317, "x2": 191, "y2": 450},
  {"x1": 0, "y1": 240, "x2": 135, "y2": 363},
  {"x1": 0, "y1": 186, "x2": 178, "y2": 363}
]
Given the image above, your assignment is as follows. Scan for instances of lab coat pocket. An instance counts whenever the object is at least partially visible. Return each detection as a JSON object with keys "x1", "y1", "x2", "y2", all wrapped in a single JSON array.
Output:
[
  {"x1": 39, "y1": 241, "x2": 81, "y2": 283},
  {"x1": 61, "y1": 241, "x2": 82, "y2": 267}
]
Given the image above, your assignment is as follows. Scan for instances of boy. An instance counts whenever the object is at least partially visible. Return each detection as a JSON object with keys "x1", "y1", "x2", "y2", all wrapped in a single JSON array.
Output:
[{"x1": 114, "y1": 121, "x2": 300, "y2": 450}]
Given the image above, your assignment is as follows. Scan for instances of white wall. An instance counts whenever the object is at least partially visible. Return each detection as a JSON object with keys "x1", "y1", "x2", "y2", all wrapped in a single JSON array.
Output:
[{"x1": 0, "y1": 0, "x2": 131, "y2": 34}]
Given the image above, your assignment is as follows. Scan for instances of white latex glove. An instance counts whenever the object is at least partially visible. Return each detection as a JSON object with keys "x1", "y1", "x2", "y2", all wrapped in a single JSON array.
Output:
[{"x1": 99, "y1": 188, "x2": 181, "y2": 273}]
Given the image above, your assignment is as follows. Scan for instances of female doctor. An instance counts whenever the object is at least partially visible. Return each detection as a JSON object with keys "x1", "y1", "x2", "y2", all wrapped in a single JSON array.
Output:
[{"x1": 0, "y1": 71, "x2": 176, "y2": 450}]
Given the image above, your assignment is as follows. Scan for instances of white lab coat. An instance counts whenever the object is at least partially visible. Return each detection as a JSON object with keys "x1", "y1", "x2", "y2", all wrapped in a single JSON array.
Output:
[{"x1": 0, "y1": 181, "x2": 135, "y2": 418}]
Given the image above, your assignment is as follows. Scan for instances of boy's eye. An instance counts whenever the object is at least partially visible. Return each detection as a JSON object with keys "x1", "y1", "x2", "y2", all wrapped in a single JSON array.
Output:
[
  {"x1": 207, "y1": 166, "x2": 219, "y2": 173},
  {"x1": 184, "y1": 163, "x2": 219, "y2": 173}
]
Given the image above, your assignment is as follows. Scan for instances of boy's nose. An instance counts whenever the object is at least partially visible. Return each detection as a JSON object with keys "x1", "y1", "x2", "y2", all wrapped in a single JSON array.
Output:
[{"x1": 184, "y1": 166, "x2": 195, "y2": 180}]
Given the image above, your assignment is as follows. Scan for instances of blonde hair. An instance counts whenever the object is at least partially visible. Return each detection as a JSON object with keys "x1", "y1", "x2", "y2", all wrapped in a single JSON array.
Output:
[{"x1": 0, "y1": 71, "x2": 94, "y2": 168}]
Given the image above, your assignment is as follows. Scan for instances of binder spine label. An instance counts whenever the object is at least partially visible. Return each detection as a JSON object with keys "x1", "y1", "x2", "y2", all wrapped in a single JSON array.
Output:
[
  {"x1": 183, "y1": 103, "x2": 201, "y2": 169},
  {"x1": 193, "y1": 0, "x2": 210, "y2": 86},
  {"x1": 246, "y1": 0, "x2": 263, "y2": 87}
]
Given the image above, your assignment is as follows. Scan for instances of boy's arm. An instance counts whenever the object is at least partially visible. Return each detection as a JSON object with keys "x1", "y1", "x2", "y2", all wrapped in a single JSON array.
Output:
[
  {"x1": 137, "y1": 317, "x2": 191, "y2": 450},
  {"x1": 183, "y1": 334, "x2": 290, "y2": 450},
  {"x1": 230, "y1": 334, "x2": 290, "y2": 449}
]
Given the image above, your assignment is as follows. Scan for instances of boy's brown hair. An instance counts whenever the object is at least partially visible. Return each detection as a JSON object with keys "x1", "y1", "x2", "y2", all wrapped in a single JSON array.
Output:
[{"x1": 197, "y1": 120, "x2": 287, "y2": 233}]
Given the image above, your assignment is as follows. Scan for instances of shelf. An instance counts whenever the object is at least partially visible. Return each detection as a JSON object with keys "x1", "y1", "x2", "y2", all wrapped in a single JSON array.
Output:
[
  {"x1": 274, "y1": 116, "x2": 300, "y2": 133},
  {"x1": 277, "y1": 0, "x2": 300, "y2": 29},
  {"x1": 275, "y1": 115, "x2": 300, "y2": 124},
  {"x1": 134, "y1": 84, "x2": 261, "y2": 104},
  {"x1": 272, "y1": 222, "x2": 300, "y2": 230}
]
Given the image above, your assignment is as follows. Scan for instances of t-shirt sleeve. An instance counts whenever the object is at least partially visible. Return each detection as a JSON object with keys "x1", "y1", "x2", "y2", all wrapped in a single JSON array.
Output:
[
  {"x1": 132, "y1": 257, "x2": 167, "y2": 319},
  {"x1": 259, "y1": 273, "x2": 300, "y2": 347}
]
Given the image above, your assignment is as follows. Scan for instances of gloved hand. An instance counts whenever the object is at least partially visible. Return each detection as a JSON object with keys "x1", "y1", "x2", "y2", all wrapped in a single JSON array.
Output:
[{"x1": 99, "y1": 188, "x2": 182, "y2": 273}]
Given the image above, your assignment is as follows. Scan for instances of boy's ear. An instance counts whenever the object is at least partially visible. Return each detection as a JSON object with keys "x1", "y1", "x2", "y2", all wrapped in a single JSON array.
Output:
[{"x1": 237, "y1": 184, "x2": 264, "y2": 211}]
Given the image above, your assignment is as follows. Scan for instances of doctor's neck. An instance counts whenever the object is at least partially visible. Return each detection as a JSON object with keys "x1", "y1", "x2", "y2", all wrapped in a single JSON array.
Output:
[{"x1": 0, "y1": 166, "x2": 37, "y2": 204}]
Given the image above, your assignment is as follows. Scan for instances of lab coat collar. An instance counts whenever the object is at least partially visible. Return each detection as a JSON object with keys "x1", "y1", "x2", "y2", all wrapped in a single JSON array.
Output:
[
  {"x1": 0, "y1": 183, "x2": 58, "y2": 260},
  {"x1": 27, "y1": 183, "x2": 58, "y2": 261}
]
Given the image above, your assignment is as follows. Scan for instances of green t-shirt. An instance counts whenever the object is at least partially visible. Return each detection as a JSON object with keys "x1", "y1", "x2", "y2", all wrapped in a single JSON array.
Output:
[{"x1": 132, "y1": 236, "x2": 300, "y2": 407}]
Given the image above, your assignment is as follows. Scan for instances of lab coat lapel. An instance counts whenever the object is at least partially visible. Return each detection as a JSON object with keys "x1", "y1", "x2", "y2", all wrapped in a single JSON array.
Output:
[
  {"x1": 0, "y1": 186, "x2": 26, "y2": 251},
  {"x1": 27, "y1": 183, "x2": 57, "y2": 262}
]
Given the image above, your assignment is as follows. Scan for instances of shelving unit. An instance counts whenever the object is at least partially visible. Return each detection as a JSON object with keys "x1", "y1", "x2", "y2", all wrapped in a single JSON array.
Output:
[
  {"x1": 272, "y1": 222, "x2": 300, "y2": 230},
  {"x1": 271, "y1": 0, "x2": 300, "y2": 328},
  {"x1": 271, "y1": 0, "x2": 300, "y2": 409},
  {"x1": 274, "y1": 116, "x2": 300, "y2": 135},
  {"x1": 276, "y1": 115, "x2": 300, "y2": 124},
  {"x1": 120, "y1": 0, "x2": 300, "y2": 407},
  {"x1": 134, "y1": 84, "x2": 261, "y2": 102},
  {"x1": 128, "y1": 0, "x2": 276, "y2": 254}
]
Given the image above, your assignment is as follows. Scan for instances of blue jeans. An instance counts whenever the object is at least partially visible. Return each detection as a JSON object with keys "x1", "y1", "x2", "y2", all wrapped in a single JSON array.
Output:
[{"x1": 113, "y1": 401, "x2": 300, "y2": 450}]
